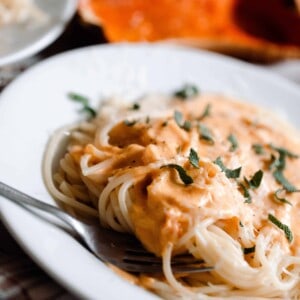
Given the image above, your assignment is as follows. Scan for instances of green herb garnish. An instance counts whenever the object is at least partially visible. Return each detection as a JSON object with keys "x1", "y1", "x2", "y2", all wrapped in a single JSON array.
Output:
[
  {"x1": 227, "y1": 134, "x2": 238, "y2": 152},
  {"x1": 182, "y1": 120, "x2": 192, "y2": 131},
  {"x1": 199, "y1": 104, "x2": 211, "y2": 120},
  {"x1": 270, "y1": 144, "x2": 299, "y2": 159},
  {"x1": 269, "y1": 144, "x2": 298, "y2": 171},
  {"x1": 174, "y1": 84, "x2": 199, "y2": 99},
  {"x1": 198, "y1": 124, "x2": 214, "y2": 144},
  {"x1": 68, "y1": 92, "x2": 89, "y2": 104},
  {"x1": 82, "y1": 106, "x2": 96, "y2": 117},
  {"x1": 189, "y1": 148, "x2": 200, "y2": 169},
  {"x1": 68, "y1": 92, "x2": 96, "y2": 118},
  {"x1": 239, "y1": 221, "x2": 244, "y2": 227},
  {"x1": 214, "y1": 157, "x2": 241, "y2": 179},
  {"x1": 161, "y1": 164, "x2": 193, "y2": 185},
  {"x1": 274, "y1": 188, "x2": 292, "y2": 206},
  {"x1": 240, "y1": 170, "x2": 263, "y2": 202},
  {"x1": 273, "y1": 170, "x2": 297, "y2": 192},
  {"x1": 174, "y1": 110, "x2": 192, "y2": 131},
  {"x1": 243, "y1": 246, "x2": 255, "y2": 255},
  {"x1": 174, "y1": 110, "x2": 183, "y2": 125},
  {"x1": 145, "y1": 116, "x2": 150, "y2": 124},
  {"x1": 124, "y1": 119, "x2": 137, "y2": 126},
  {"x1": 252, "y1": 144, "x2": 265, "y2": 154},
  {"x1": 239, "y1": 182, "x2": 252, "y2": 203},
  {"x1": 248, "y1": 170, "x2": 263, "y2": 189},
  {"x1": 131, "y1": 102, "x2": 140, "y2": 110},
  {"x1": 268, "y1": 144, "x2": 299, "y2": 192},
  {"x1": 269, "y1": 154, "x2": 281, "y2": 171},
  {"x1": 268, "y1": 213, "x2": 293, "y2": 243},
  {"x1": 270, "y1": 151, "x2": 287, "y2": 171}
]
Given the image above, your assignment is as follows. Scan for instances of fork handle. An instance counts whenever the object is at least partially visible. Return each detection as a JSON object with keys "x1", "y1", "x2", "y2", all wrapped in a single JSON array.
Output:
[{"x1": 0, "y1": 181, "x2": 74, "y2": 227}]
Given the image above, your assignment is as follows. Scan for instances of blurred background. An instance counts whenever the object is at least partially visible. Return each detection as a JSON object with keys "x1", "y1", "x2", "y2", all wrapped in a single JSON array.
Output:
[
  {"x1": 0, "y1": 0, "x2": 300, "y2": 299},
  {"x1": 1, "y1": 0, "x2": 300, "y2": 89}
]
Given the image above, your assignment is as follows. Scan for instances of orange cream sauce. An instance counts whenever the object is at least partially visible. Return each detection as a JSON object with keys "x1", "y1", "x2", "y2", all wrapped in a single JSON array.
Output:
[{"x1": 71, "y1": 95, "x2": 300, "y2": 257}]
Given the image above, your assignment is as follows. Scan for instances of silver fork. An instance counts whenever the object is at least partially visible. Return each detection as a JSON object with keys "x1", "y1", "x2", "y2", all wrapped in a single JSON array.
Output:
[{"x1": 0, "y1": 181, "x2": 212, "y2": 274}]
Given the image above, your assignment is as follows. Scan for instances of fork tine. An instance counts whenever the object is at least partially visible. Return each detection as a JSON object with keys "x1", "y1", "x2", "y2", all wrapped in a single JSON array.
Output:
[
  {"x1": 124, "y1": 245, "x2": 203, "y2": 263},
  {"x1": 118, "y1": 261, "x2": 213, "y2": 274},
  {"x1": 172, "y1": 264, "x2": 213, "y2": 274},
  {"x1": 172, "y1": 256, "x2": 205, "y2": 265},
  {"x1": 124, "y1": 252, "x2": 204, "y2": 265},
  {"x1": 124, "y1": 244, "x2": 149, "y2": 253},
  {"x1": 123, "y1": 254, "x2": 161, "y2": 264},
  {"x1": 117, "y1": 262, "x2": 162, "y2": 273}
]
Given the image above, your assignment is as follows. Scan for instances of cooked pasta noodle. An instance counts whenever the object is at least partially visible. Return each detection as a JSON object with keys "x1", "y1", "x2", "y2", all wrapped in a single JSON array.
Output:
[{"x1": 43, "y1": 91, "x2": 300, "y2": 299}]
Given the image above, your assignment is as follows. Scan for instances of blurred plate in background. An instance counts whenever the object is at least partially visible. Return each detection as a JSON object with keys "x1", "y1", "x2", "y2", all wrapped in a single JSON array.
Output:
[{"x1": 0, "y1": 0, "x2": 77, "y2": 66}]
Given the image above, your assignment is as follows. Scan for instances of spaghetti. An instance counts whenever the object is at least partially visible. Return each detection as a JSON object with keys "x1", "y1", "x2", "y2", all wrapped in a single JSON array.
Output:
[{"x1": 44, "y1": 91, "x2": 300, "y2": 299}]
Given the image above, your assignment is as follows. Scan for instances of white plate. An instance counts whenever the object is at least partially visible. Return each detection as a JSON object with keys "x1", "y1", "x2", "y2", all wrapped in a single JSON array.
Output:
[
  {"x1": 0, "y1": 0, "x2": 77, "y2": 66},
  {"x1": 1, "y1": 44, "x2": 300, "y2": 299},
  {"x1": 267, "y1": 59, "x2": 300, "y2": 85}
]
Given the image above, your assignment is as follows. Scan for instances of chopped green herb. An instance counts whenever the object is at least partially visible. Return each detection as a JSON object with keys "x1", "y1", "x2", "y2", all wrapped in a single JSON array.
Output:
[
  {"x1": 174, "y1": 110, "x2": 183, "y2": 125},
  {"x1": 268, "y1": 214, "x2": 293, "y2": 243},
  {"x1": 239, "y1": 182, "x2": 252, "y2": 203},
  {"x1": 269, "y1": 144, "x2": 299, "y2": 172},
  {"x1": 274, "y1": 189, "x2": 292, "y2": 206},
  {"x1": 189, "y1": 148, "x2": 200, "y2": 169},
  {"x1": 124, "y1": 119, "x2": 137, "y2": 126},
  {"x1": 268, "y1": 144, "x2": 299, "y2": 191},
  {"x1": 243, "y1": 246, "x2": 255, "y2": 255},
  {"x1": 174, "y1": 111, "x2": 192, "y2": 131},
  {"x1": 214, "y1": 157, "x2": 225, "y2": 171},
  {"x1": 273, "y1": 170, "x2": 297, "y2": 192},
  {"x1": 131, "y1": 103, "x2": 140, "y2": 110},
  {"x1": 276, "y1": 152, "x2": 287, "y2": 171},
  {"x1": 68, "y1": 92, "x2": 89, "y2": 105},
  {"x1": 214, "y1": 157, "x2": 241, "y2": 179},
  {"x1": 68, "y1": 92, "x2": 96, "y2": 118},
  {"x1": 270, "y1": 144, "x2": 299, "y2": 159},
  {"x1": 199, "y1": 104, "x2": 211, "y2": 120},
  {"x1": 227, "y1": 134, "x2": 239, "y2": 152},
  {"x1": 239, "y1": 221, "x2": 244, "y2": 227},
  {"x1": 145, "y1": 116, "x2": 150, "y2": 124},
  {"x1": 252, "y1": 144, "x2": 265, "y2": 154},
  {"x1": 226, "y1": 167, "x2": 242, "y2": 179},
  {"x1": 174, "y1": 84, "x2": 199, "y2": 99},
  {"x1": 269, "y1": 154, "x2": 281, "y2": 171},
  {"x1": 82, "y1": 106, "x2": 96, "y2": 117},
  {"x1": 248, "y1": 170, "x2": 264, "y2": 189},
  {"x1": 161, "y1": 164, "x2": 193, "y2": 185},
  {"x1": 182, "y1": 120, "x2": 192, "y2": 131},
  {"x1": 198, "y1": 124, "x2": 214, "y2": 144}
]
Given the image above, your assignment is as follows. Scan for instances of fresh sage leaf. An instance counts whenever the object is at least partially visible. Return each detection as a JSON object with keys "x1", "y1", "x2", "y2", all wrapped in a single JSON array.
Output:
[{"x1": 161, "y1": 164, "x2": 193, "y2": 185}]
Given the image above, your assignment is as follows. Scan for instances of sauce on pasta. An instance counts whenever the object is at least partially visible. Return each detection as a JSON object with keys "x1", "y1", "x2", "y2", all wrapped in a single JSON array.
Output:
[{"x1": 44, "y1": 91, "x2": 300, "y2": 299}]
